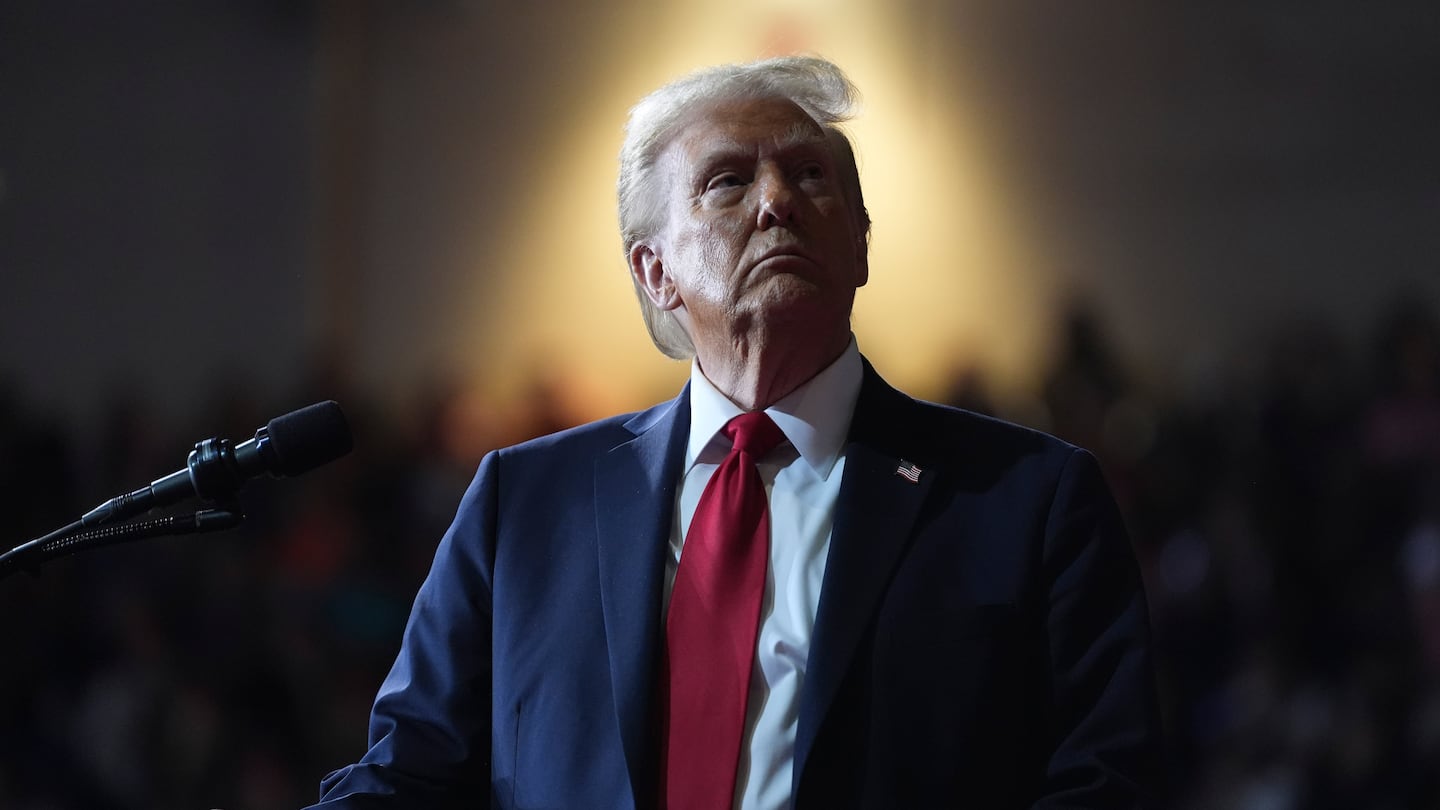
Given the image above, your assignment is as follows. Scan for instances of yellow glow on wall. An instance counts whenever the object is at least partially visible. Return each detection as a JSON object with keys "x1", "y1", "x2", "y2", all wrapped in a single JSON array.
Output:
[{"x1": 458, "y1": 1, "x2": 1052, "y2": 421}]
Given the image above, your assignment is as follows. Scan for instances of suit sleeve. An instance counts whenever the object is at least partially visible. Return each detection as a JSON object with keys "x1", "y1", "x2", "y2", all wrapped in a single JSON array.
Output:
[
  {"x1": 1033, "y1": 448, "x2": 1164, "y2": 808},
  {"x1": 304, "y1": 451, "x2": 501, "y2": 809}
]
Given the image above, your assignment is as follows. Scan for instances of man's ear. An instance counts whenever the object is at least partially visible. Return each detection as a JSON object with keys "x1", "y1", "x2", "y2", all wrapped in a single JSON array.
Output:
[
  {"x1": 629, "y1": 242, "x2": 682, "y2": 311},
  {"x1": 853, "y1": 231, "x2": 870, "y2": 288}
]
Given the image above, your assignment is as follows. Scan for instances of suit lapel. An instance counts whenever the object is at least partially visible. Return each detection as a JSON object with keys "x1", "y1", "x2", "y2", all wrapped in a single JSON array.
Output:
[
  {"x1": 594, "y1": 388, "x2": 690, "y2": 808},
  {"x1": 793, "y1": 364, "x2": 935, "y2": 794}
]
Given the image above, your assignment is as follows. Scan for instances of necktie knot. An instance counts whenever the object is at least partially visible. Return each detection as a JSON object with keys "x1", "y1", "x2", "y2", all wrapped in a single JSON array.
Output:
[{"x1": 723, "y1": 411, "x2": 784, "y2": 460}]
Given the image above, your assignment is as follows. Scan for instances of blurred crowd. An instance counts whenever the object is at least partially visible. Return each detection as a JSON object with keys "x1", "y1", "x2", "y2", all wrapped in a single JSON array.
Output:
[{"x1": 2, "y1": 292, "x2": 1438, "y2": 810}]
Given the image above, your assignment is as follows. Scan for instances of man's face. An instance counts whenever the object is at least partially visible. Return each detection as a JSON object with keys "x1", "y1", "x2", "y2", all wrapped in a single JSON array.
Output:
[{"x1": 633, "y1": 96, "x2": 868, "y2": 354}]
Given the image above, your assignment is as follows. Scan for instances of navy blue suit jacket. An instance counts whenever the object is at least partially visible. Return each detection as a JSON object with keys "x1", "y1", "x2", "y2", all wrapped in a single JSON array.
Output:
[{"x1": 310, "y1": 362, "x2": 1162, "y2": 808}]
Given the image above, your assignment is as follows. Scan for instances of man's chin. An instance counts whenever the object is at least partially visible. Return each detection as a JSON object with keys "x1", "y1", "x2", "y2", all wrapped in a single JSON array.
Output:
[{"x1": 749, "y1": 287, "x2": 851, "y2": 333}]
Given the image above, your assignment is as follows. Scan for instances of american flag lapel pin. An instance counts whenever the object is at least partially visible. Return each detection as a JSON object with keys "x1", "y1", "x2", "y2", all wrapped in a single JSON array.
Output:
[{"x1": 895, "y1": 459, "x2": 922, "y2": 483}]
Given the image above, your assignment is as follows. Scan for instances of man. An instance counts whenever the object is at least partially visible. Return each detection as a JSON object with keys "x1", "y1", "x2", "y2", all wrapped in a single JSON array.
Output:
[{"x1": 310, "y1": 56, "x2": 1161, "y2": 809}]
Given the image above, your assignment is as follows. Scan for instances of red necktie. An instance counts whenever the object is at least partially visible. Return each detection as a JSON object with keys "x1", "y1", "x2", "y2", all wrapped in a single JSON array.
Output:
[{"x1": 661, "y1": 411, "x2": 785, "y2": 810}]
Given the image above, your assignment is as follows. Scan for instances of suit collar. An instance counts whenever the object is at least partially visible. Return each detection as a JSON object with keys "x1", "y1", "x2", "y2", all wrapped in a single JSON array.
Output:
[
  {"x1": 793, "y1": 360, "x2": 937, "y2": 799},
  {"x1": 595, "y1": 387, "x2": 691, "y2": 809}
]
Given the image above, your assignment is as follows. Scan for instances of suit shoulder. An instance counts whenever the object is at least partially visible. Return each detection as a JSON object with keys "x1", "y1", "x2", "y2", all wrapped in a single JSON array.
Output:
[
  {"x1": 492, "y1": 394, "x2": 681, "y2": 463},
  {"x1": 939, "y1": 401, "x2": 1075, "y2": 453},
  {"x1": 497, "y1": 413, "x2": 634, "y2": 461},
  {"x1": 857, "y1": 358, "x2": 1079, "y2": 465},
  {"x1": 881, "y1": 389, "x2": 1080, "y2": 464}
]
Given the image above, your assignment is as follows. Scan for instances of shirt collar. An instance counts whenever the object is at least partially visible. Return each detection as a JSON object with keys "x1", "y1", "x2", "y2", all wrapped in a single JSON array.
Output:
[{"x1": 686, "y1": 336, "x2": 862, "y2": 480}]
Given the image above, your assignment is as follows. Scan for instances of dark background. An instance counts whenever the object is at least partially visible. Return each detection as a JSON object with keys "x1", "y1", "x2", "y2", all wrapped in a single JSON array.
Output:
[{"x1": 2, "y1": 2, "x2": 1439, "y2": 807}]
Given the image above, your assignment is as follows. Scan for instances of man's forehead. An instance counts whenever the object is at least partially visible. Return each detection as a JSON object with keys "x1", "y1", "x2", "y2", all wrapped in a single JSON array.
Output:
[{"x1": 668, "y1": 97, "x2": 827, "y2": 159}]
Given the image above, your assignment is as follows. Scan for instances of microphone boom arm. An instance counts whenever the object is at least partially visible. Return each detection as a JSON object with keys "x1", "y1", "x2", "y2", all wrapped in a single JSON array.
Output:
[{"x1": 0, "y1": 505, "x2": 244, "y2": 581}]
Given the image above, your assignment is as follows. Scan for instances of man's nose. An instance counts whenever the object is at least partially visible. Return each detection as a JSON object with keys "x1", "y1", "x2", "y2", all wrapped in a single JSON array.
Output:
[{"x1": 755, "y1": 169, "x2": 797, "y2": 229}]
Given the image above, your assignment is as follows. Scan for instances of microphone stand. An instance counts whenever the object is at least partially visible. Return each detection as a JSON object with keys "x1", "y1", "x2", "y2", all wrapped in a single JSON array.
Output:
[
  {"x1": 1, "y1": 400, "x2": 351, "y2": 582},
  {"x1": 0, "y1": 498, "x2": 245, "y2": 582}
]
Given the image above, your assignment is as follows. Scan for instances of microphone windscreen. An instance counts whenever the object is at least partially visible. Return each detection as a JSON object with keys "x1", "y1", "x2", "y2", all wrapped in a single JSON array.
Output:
[{"x1": 266, "y1": 401, "x2": 354, "y2": 476}]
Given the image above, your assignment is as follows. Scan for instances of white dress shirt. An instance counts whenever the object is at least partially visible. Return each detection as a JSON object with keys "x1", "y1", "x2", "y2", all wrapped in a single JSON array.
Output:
[{"x1": 665, "y1": 338, "x2": 863, "y2": 810}]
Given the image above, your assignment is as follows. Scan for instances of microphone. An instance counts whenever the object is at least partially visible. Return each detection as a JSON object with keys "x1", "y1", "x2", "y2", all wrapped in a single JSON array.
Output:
[{"x1": 81, "y1": 400, "x2": 353, "y2": 528}]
